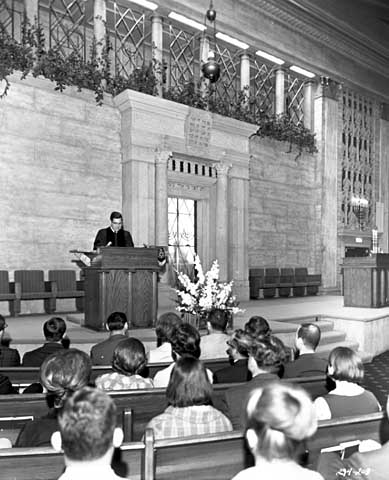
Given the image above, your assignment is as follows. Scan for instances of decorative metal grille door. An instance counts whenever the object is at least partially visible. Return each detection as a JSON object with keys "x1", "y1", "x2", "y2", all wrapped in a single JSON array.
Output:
[
  {"x1": 340, "y1": 87, "x2": 378, "y2": 230},
  {"x1": 250, "y1": 58, "x2": 276, "y2": 116},
  {"x1": 285, "y1": 73, "x2": 304, "y2": 123},
  {"x1": 168, "y1": 197, "x2": 197, "y2": 270}
]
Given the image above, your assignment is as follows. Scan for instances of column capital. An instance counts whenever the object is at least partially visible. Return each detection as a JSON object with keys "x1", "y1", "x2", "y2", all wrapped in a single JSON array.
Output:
[
  {"x1": 213, "y1": 162, "x2": 231, "y2": 177},
  {"x1": 155, "y1": 148, "x2": 172, "y2": 166},
  {"x1": 317, "y1": 76, "x2": 341, "y2": 101}
]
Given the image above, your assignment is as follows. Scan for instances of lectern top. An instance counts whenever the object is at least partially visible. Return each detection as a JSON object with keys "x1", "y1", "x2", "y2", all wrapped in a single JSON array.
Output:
[{"x1": 92, "y1": 247, "x2": 160, "y2": 270}]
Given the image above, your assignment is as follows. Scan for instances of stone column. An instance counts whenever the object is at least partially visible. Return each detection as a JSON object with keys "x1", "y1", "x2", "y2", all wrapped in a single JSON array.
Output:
[
  {"x1": 240, "y1": 53, "x2": 250, "y2": 102},
  {"x1": 151, "y1": 15, "x2": 163, "y2": 97},
  {"x1": 214, "y1": 162, "x2": 231, "y2": 282},
  {"x1": 93, "y1": 0, "x2": 106, "y2": 68},
  {"x1": 303, "y1": 80, "x2": 314, "y2": 130},
  {"x1": 24, "y1": 0, "x2": 38, "y2": 25},
  {"x1": 314, "y1": 77, "x2": 340, "y2": 291},
  {"x1": 275, "y1": 67, "x2": 285, "y2": 115},
  {"x1": 155, "y1": 148, "x2": 171, "y2": 246},
  {"x1": 379, "y1": 104, "x2": 389, "y2": 252}
]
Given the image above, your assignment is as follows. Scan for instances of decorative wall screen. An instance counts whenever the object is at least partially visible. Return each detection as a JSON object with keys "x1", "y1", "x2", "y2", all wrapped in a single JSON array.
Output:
[
  {"x1": 340, "y1": 87, "x2": 378, "y2": 229},
  {"x1": 0, "y1": 0, "x2": 23, "y2": 41},
  {"x1": 285, "y1": 73, "x2": 304, "y2": 123},
  {"x1": 46, "y1": 0, "x2": 88, "y2": 59},
  {"x1": 165, "y1": 23, "x2": 199, "y2": 90},
  {"x1": 214, "y1": 41, "x2": 240, "y2": 104},
  {"x1": 168, "y1": 197, "x2": 197, "y2": 270},
  {"x1": 110, "y1": 1, "x2": 150, "y2": 77},
  {"x1": 250, "y1": 58, "x2": 276, "y2": 116}
]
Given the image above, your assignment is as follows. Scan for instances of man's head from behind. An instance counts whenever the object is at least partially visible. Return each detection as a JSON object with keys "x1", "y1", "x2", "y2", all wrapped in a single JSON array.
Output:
[
  {"x1": 51, "y1": 386, "x2": 123, "y2": 464},
  {"x1": 43, "y1": 317, "x2": 67, "y2": 342},
  {"x1": 207, "y1": 309, "x2": 228, "y2": 333},
  {"x1": 296, "y1": 323, "x2": 321, "y2": 352},
  {"x1": 106, "y1": 312, "x2": 128, "y2": 333}
]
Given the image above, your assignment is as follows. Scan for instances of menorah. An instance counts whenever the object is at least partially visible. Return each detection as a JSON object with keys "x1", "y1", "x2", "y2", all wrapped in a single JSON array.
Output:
[{"x1": 351, "y1": 196, "x2": 369, "y2": 230}]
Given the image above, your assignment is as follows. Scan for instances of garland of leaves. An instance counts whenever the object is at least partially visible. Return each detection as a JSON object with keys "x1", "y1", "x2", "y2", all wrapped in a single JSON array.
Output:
[{"x1": 0, "y1": 19, "x2": 317, "y2": 155}]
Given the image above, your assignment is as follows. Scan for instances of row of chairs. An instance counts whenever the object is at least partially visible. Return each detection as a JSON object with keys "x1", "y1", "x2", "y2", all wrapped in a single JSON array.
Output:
[
  {"x1": 0, "y1": 411, "x2": 387, "y2": 480},
  {"x1": 0, "y1": 270, "x2": 84, "y2": 316},
  {"x1": 249, "y1": 267, "x2": 322, "y2": 299}
]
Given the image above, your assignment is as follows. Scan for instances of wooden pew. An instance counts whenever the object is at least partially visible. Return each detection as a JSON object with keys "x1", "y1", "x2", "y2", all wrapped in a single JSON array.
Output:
[
  {"x1": 0, "y1": 359, "x2": 232, "y2": 387},
  {"x1": 1, "y1": 413, "x2": 386, "y2": 480},
  {"x1": 0, "y1": 440, "x2": 149, "y2": 480}
]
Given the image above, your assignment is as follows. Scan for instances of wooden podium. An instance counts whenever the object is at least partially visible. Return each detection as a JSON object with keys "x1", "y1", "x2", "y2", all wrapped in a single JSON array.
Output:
[
  {"x1": 83, "y1": 247, "x2": 159, "y2": 330},
  {"x1": 342, "y1": 254, "x2": 389, "y2": 308}
]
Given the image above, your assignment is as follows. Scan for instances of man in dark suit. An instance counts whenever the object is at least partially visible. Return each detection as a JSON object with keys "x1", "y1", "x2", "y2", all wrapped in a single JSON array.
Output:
[
  {"x1": 221, "y1": 335, "x2": 286, "y2": 429},
  {"x1": 23, "y1": 317, "x2": 67, "y2": 367},
  {"x1": 283, "y1": 323, "x2": 327, "y2": 378},
  {"x1": 213, "y1": 329, "x2": 252, "y2": 383},
  {"x1": 0, "y1": 315, "x2": 20, "y2": 366},
  {"x1": 90, "y1": 312, "x2": 129, "y2": 365},
  {"x1": 93, "y1": 211, "x2": 134, "y2": 250}
]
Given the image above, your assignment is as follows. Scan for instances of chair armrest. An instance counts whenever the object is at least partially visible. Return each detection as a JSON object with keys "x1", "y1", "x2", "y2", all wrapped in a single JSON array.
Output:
[
  {"x1": 9, "y1": 282, "x2": 21, "y2": 298},
  {"x1": 76, "y1": 280, "x2": 84, "y2": 291},
  {"x1": 45, "y1": 281, "x2": 58, "y2": 296}
]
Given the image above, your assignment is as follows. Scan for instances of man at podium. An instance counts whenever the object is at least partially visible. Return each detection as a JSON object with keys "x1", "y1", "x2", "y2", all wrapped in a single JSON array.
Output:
[{"x1": 93, "y1": 211, "x2": 134, "y2": 250}]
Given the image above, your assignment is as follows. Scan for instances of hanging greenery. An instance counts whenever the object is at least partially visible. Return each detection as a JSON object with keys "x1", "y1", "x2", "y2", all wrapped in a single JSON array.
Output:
[{"x1": 0, "y1": 19, "x2": 317, "y2": 156}]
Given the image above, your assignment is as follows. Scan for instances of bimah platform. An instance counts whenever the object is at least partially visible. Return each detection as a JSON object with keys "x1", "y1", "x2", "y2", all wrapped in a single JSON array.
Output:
[
  {"x1": 83, "y1": 247, "x2": 159, "y2": 330},
  {"x1": 342, "y1": 254, "x2": 389, "y2": 308}
]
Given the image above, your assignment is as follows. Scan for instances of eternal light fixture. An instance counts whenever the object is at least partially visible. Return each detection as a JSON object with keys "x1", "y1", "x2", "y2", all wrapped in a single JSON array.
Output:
[{"x1": 201, "y1": 0, "x2": 221, "y2": 83}]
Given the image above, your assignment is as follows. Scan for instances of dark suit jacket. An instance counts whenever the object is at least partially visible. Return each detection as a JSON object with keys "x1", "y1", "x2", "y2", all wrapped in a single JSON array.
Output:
[
  {"x1": 90, "y1": 334, "x2": 128, "y2": 365},
  {"x1": 22, "y1": 342, "x2": 65, "y2": 367},
  {"x1": 318, "y1": 442, "x2": 389, "y2": 480},
  {"x1": 283, "y1": 353, "x2": 328, "y2": 378},
  {"x1": 213, "y1": 359, "x2": 251, "y2": 384},
  {"x1": 0, "y1": 345, "x2": 20, "y2": 366},
  {"x1": 222, "y1": 372, "x2": 279, "y2": 429},
  {"x1": 93, "y1": 227, "x2": 134, "y2": 250}
]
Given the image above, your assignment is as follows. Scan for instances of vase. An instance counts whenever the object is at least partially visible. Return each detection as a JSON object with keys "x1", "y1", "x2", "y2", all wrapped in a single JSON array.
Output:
[{"x1": 182, "y1": 312, "x2": 202, "y2": 329}]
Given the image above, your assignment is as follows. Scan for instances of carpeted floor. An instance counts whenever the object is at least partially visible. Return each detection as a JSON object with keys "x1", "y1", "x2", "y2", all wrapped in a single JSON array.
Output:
[{"x1": 363, "y1": 351, "x2": 389, "y2": 408}]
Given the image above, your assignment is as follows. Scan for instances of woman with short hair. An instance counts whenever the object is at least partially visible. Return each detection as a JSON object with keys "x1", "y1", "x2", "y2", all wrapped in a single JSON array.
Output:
[
  {"x1": 314, "y1": 346, "x2": 381, "y2": 420},
  {"x1": 96, "y1": 337, "x2": 153, "y2": 391},
  {"x1": 232, "y1": 382, "x2": 323, "y2": 480},
  {"x1": 147, "y1": 356, "x2": 232, "y2": 439}
]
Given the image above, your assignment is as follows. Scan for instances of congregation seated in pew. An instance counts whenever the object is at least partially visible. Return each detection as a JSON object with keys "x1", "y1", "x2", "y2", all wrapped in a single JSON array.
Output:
[
  {"x1": 148, "y1": 311, "x2": 182, "y2": 363},
  {"x1": 213, "y1": 329, "x2": 252, "y2": 384},
  {"x1": 90, "y1": 311, "x2": 130, "y2": 366},
  {"x1": 51, "y1": 386, "x2": 124, "y2": 480},
  {"x1": 221, "y1": 334, "x2": 287, "y2": 430},
  {"x1": 232, "y1": 382, "x2": 323, "y2": 480},
  {"x1": 153, "y1": 323, "x2": 214, "y2": 388},
  {"x1": 15, "y1": 349, "x2": 92, "y2": 448},
  {"x1": 200, "y1": 309, "x2": 230, "y2": 360},
  {"x1": 96, "y1": 337, "x2": 154, "y2": 391},
  {"x1": 22, "y1": 317, "x2": 69, "y2": 367},
  {"x1": 314, "y1": 346, "x2": 381, "y2": 421},
  {"x1": 283, "y1": 323, "x2": 328, "y2": 378},
  {"x1": 0, "y1": 314, "x2": 20, "y2": 367},
  {"x1": 146, "y1": 356, "x2": 232, "y2": 440}
]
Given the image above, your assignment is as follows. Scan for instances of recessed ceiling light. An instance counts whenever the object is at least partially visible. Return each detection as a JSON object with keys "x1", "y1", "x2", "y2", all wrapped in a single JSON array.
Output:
[
  {"x1": 290, "y1": 65, "x2": 315, "y2": 78},
  {"x1": 129, "y1": 0, "x2": 158, "y2": 10},
  {"x1": 168, "y1": 12, "x2": 206, "y2": 31},
  {"x1": 255, "y1": 49, "x2": 284, "y2": 65},
  {"x1": 216, "y1": 32, "x2": 249, "y2": 49}
]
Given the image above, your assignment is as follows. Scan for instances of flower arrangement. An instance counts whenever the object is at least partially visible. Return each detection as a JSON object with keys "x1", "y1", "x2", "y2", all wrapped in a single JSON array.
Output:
[{"x1": 176, "y1": 255, "x2": 244, "y2": 316}]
